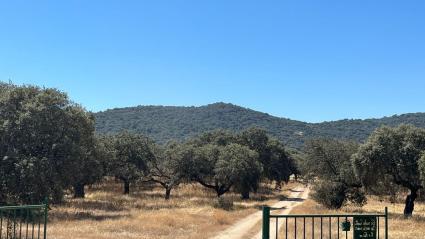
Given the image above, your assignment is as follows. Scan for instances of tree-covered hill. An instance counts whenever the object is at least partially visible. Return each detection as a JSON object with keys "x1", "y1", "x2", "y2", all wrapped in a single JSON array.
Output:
[{"x1": 94, "y1": 102, "x2": 425, "y2": 148}]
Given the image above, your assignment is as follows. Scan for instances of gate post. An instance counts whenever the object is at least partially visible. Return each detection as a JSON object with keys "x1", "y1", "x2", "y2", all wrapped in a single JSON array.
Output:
[
  {"x1": 262, "y1": 206, "x2": 270, "y2": 239},
  {"x1": 44, "y1": 197, "x2": 48, "y2": 239},
  {"x1": 385, "y1": 207, "x2": 388, "y2": 239}
]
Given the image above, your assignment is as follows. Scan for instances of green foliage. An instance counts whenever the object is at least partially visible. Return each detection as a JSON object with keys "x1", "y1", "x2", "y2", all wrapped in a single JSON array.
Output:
[
  {"x1": 286, "y1": 148, "x2": 304, "y2": 177},
  {"x1": 353, "y1": 125, "x2": 425, "y2": 215},
  {"x1": 66, "y1": 107, "x2": 107, "y2": 198},
  {"x1": 266, "y1": 139, "x2": 294, "y2": 184},
  {"x1": 215, "y1": 143, "x2": 262, "y2": 199},
  {"x1": 304, "y1": 138, "x2": 359, "y2": 184},
  {"x1": 147, "y1": 142, "x2": 194, "y2": 199},
  {"x1": 104, "y1": 131, "x2": 156, "y2": 194},
  {"x1": 237, "y1": 128, "x2": 270, "y2": 179},
  {"x1": 420, "y1": 153, "x2": 425, "y2": 187},
  {"x1": 353, "y1": 125, "x2": 425, "y2": 192},
  {"x1": 0, "y1": 83, "x2": 98, "y2": 203},
  {"x1": 94, "y1": 103, "x2": 425, "y2": 149},
  {"x1": 346, "y1": 188, "x2": 367, "y2": 206},
  {"x1": 311, "y1": 181, "x2": 366, "y2": 209},
  {"x1": 312, "y1": 181, "x2": 367, "y2": 209},
  {"x1": 185, "y1": 129, "x2": 295, "y2": 198},
  {"x1": 304, "y1": 138, "x2": 365, "y2": 209},
  {"x1": 10, "y1": 81, "x2": 425, "y2": 209},
  {"x1": 312, "y1": 181, "x2": 347, "y2": 209},
  {"x1": 71, "y1": 131, "x2": 106, "y2": 198},
  {"x1": 189, "y1": 144, "x2": 234, "y2": 197},
  {"x1": 193, "y1": 129, "x2": 237, "y2": 146},
  {"x1": 186, "y1": 131, "x2": 262, "y2": 198}
]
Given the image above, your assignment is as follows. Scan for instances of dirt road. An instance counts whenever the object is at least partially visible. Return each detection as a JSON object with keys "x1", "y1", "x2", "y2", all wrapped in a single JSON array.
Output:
[{"x1": 211, "y1": 186, "x2": 309, "y2": 239}]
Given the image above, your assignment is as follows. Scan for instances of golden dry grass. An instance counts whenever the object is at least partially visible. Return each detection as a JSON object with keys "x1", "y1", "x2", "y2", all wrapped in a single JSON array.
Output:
[
  {"x1": 283, "y1": 195, "x2": 425, "y2": 239},
  {"x1": 48, "y1": 180, "x2": 297, "y2": 239}
]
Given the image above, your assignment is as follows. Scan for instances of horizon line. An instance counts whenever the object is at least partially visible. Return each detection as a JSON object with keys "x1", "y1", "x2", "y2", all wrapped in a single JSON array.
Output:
[{"x1": 94, "y1": 102, "x2": 425, "y2": 124}]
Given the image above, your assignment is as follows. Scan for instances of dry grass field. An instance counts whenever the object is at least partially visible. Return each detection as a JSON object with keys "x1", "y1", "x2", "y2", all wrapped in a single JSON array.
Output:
[
  {"x1": 49, "y1": 181, "x2": 425, "y2": 239},
  {"x1": 48, "y1": 180, "x2": 298, "y2": 239},
  {"x1": 283, "y1": 196, "x2": 425, "y2": 239}
]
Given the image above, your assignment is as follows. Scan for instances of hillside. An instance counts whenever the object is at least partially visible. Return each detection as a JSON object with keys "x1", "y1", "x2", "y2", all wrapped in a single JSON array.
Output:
[{"x1": 94, "y1": 103, "x2": 425, "y2": 149}]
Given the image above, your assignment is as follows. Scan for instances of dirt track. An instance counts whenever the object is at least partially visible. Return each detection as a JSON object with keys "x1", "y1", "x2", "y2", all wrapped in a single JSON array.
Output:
[{"x1": 211, "y1": 186, "x2": 310, "y2": 239}]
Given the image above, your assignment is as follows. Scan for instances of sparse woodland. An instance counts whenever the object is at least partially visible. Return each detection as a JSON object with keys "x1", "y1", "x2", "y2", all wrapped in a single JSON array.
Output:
[
  {"x1": 2, "y1": 82, "x2": 425, "y2": 238},
  {"x1": 0, "y1": 83, "x2": 297, "y2": 205}
]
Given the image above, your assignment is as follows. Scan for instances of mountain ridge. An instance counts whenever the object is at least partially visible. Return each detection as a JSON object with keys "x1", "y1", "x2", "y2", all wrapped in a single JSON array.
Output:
[{"x1": 94, "y1": 102, "x2": 425, "y2": 149}]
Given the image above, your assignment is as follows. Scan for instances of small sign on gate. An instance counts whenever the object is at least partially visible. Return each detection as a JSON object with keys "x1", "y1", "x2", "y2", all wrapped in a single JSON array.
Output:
[{"x1": 353, "y1": 215, "x2": 377, "y2": 239}]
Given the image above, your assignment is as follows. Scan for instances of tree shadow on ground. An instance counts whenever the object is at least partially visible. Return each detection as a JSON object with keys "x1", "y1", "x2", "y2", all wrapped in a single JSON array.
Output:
[
  {"x1": 289, "y1": 189, "x2": 304, "y2": 193},
  {"x1": 237, "y1": 195, "x2": 306, "y2": 211},
  {"x1": 283, "y1": 197, "x2": 305, "y2": 202},
  {"x1": 61, "y1": 200, "x2": 125, "y2": 212},
  {"x1": 390, "y1": 213, "x2": 425, "y2": 222},
  {"x1": 50, "y1": 211, "x2": 129, "y2": 222},
  {"x1": 68, "y1": 182, "x2": 302, "y2": 215}
]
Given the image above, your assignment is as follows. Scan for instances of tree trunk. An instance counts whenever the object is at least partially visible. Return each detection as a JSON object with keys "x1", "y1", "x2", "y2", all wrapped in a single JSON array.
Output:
[
  {"x1": 275, "y1": 181, "x2": 282, "y2": 191},
  {"x1": 123, "y1": 179, "x2": 130, "y2": 195},
  {"x1": 165, "y1": 187, "x2": 172, "y2": 200},
  {"x1": 73, "y1": 184, "x2": 85, "y2": 198},
  {"x1": 216, "y1": 186, "x2": 231, "y2": 197},
  {"x1": 241, "y1": 190, "x2": 250, "y2": 200},
  {"x1": 404, "y1": 189, "x2": 418, "y2": 217}
]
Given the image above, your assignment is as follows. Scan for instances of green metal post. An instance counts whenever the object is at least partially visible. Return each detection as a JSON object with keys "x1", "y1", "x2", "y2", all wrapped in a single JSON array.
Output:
[
  {"x1": 262, "y1": 206, "x2": 270, "y2": 239},
  {"x1": 43, "y1": 197, "x2": 48, "y2": 239},
  {"x1": 385, "y1": 207, "x2": 388, "y2": 239}
]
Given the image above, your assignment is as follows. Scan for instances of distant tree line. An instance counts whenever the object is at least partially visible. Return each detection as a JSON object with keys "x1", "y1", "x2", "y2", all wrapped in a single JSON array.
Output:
[{"x1": 0, "y1": 83, "x2": 298, "y2": 205}]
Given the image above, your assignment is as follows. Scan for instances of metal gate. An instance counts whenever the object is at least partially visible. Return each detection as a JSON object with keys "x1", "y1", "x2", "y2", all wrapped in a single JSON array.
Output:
[
  {"x1": 262, "y1": 206, "x2": 388, "y2": 239},
  {"x1": 0, "y1": 200, "x2": 48, "y2": 239}
]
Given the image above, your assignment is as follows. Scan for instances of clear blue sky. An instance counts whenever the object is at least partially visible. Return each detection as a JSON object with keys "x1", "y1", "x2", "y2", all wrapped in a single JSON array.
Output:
[{"x1": 1, "y1": 1, "x2": 424, "y2": 122}]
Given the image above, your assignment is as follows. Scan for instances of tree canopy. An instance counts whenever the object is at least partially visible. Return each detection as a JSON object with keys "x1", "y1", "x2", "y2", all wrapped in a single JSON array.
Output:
[
  {"x1": 183, "y1": 128, "x2": 296, "y2": 198},
  {"x1": 353, "y1": 125, "x2": 425, "y2": 216},
  {"x1": 147, "y1": 142, "x2": 194, "y2": 199},
  {"x1": 105, "y1": 131, "x2": 156, "y2": 194},
  {"x1": 0, "y1": 84, "x2": 98, "y2": 203},
  {"x1": 304, "y1": 138, "x2": 365, "y2": 209}
]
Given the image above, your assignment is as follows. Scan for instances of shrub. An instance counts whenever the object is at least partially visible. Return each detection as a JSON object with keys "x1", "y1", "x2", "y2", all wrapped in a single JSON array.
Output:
[
  {"x1": 312, "y1": 181, "x2": 367, "y2": 209},
  {"x1": 346, "y1": 188, "x2": 367, "y2": 207},
  {"x1": 214, "y1": 197, "x2": 234, "y2": 211},
  {"x1": 312, "y1": 181, "x2": 347, "y2": 209}
]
